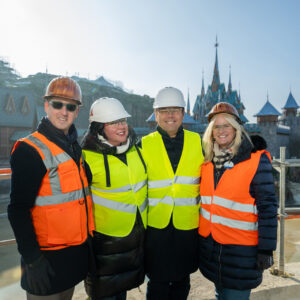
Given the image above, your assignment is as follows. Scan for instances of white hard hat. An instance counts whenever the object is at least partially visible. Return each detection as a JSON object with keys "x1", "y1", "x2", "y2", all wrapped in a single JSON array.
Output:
[
  {"x1": 89, "y1": 97, "x2": 131, "y2": 123},
  {"x1": 153, "y1": 87, "x2": 186, "y2": 109}
]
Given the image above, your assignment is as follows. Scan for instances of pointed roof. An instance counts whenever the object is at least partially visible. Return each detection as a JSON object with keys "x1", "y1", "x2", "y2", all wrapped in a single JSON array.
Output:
[
  {"x1": 201, "y1": 71, "x2": 205, "y2": 98},
  {"x1": 0, "y1": 87, "x2": 36, "y2": 127},
  {"x1": 211, "y1": 36, "x2": 220, "y2": 92},
  {"x1": 186, "y1": 89, "x2": 190, "y2": 115},
  {"x1": 254, "y1": 100, "x2": 281, "y2": 116},
  {"x1": 283, "y1": 92, "x2": 299, "y2": 109},
  {"x1": 228, "y1": 66, "x2": 232, "y2": 94}
]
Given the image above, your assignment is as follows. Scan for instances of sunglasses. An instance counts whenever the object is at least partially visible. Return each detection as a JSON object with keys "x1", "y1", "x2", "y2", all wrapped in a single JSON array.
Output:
[{"x1": 49, "y1": 100, "x2": 78, "y2": 112}]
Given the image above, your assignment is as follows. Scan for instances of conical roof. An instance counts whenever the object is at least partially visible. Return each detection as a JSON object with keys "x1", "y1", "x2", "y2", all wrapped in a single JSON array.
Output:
[
  {"x1": 283, "y1": 92, "x2": 299, "y2": 109},
  {"x1": 254, "y1": 100, "x2": 281, "y2": 116}
]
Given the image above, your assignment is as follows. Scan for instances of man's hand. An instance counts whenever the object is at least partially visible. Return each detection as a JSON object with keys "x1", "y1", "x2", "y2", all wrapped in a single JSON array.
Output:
[{"x1": 25, "y1": 256, "x2": 55, "y2": 295}]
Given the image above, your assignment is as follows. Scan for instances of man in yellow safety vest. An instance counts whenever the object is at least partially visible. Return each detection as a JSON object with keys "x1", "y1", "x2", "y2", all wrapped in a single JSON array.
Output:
[{"x1": 141, "y1": 87, "x2": 204, "y2": 300}]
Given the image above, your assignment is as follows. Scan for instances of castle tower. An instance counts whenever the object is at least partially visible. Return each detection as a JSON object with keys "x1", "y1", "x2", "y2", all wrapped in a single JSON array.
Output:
[
  {"x1": 282, "y1": 91, "x2": 299, "y2": 118},
  {"x1": 227, "y1": 66, "x2": 232, "y2": 95},
  {"x1": 187, "y1": 89, "x2": 191, "y2": 115},
  {"x1": 281, "y1": 91, "x2": 300, "y2": 157},
  {"x1": 254, "y1": 95, "x2": 286, "y2": 158},
  {"x1": 211, "y1": 36, "x2": 220, "y2": 93},
  {"x1": 255, "y1": 94, "x2": 281, "y2": 124}
]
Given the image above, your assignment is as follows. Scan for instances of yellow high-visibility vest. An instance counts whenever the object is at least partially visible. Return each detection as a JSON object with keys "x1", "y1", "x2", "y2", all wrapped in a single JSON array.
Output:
[
  {"x1": 142, "y1": 130, "x2": 204, "y2": 230},
  {"x1": 83, "y1": 146, "x2": 147, "y2": 237}
]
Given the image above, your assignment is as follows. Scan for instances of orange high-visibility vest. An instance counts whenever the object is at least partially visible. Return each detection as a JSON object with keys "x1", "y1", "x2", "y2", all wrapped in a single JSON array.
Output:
[
  {"x1": 198, "y1": 150, "x2": 271, "y2": 246},
  {"x1": 11, "y1": 131, "x2": 95, "y2": 250}
]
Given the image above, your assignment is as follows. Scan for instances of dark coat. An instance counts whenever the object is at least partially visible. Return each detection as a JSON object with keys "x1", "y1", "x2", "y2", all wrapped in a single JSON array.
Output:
[
  {"x1": 82, "y1": 125, "x2": 146, "y2": 299},
  {"x1": 198, "y1": 135, "x2": 278, "y2": 290},
  {"x1": 7, "y1": 117, "x2": 91, "y2": 295},
  {"x1": 144, "y1": 126, "x2": 199, "y2": 282}
]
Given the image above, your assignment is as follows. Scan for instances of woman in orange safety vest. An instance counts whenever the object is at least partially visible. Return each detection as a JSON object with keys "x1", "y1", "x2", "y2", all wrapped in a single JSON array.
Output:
[{"x1": 198, "y1": 102, "x2": 278, "y2": 300}]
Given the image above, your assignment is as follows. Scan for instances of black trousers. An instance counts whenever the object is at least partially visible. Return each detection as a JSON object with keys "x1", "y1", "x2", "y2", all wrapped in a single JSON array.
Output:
[{"x1": 146, "y1": 275, "x2": 190, "y2": 300}]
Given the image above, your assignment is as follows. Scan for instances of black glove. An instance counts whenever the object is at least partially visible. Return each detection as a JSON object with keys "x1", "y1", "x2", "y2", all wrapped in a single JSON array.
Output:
[
  {"x1": 256, "y1": 253, "x2": 274, "y2": 271},
  {"x1": 25, "y1": 255, "x2": 55, "y2": 295}
]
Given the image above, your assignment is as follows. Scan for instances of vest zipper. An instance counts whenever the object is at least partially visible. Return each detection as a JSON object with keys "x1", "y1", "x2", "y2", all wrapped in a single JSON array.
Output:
[
  {"x1": 218, "y1": 244, "x2": 222, "y2": 286},
  {"x1": 77, "y1": 162, "x2": 90, "y2": 240}
]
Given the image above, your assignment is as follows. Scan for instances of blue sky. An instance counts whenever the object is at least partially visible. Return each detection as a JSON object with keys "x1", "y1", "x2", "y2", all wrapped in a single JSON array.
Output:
[{"x1": 0, "y1": 0, "x2": 299, "y2": 122}]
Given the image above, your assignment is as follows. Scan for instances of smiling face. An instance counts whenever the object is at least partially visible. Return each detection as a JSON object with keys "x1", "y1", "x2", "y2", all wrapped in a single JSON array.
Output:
[
  {"x1": 44, "y1": 98, "x2": 79, "y2": 134},
  {"x1": 212, "y1": 114, "x2": 236, "y2": 149},
  {"x1": 103, "y1": 120, "x2": 128, "y2": 146},
  {"x1": 155, "y1": 107, "x2": 184, "y2": 137}
]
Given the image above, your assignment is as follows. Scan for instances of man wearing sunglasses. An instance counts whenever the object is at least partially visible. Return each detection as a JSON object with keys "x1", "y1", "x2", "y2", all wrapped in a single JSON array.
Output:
[
  {"x1": 141, "y1": 87, "x2": 204, "y2": 300},
  {"x1": 8, "y1": 77, "x2": 94, "y2": 300}
]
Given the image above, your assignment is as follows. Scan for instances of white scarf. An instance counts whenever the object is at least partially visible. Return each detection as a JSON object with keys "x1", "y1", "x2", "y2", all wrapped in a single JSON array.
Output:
[{"x1": 97, "y1": 134, "x2": 131, "y2": 154}]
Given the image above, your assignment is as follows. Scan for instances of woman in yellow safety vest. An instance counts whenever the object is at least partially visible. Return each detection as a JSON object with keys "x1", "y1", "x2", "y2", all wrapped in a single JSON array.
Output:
[
  {"x1": 198, "y1": 102, "x2": 278, "y2": 300},
  {"x1": 81, "y1": 97, "x2": 147, "y2": 300}
]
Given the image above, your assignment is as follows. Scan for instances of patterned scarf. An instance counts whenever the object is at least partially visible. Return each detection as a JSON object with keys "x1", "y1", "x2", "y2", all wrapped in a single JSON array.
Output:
[{"x1": 212, "y1": 142, "x2": 234, "y2": 169}]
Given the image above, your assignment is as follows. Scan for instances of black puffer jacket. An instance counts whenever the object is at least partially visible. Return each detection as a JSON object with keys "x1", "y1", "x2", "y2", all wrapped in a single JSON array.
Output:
[
  {"x1": 198, "y1": 135, "x2": 278, "y2": 290},
  {"x1": 82, "y1": 125, "x2": 146, "y2": 299}
]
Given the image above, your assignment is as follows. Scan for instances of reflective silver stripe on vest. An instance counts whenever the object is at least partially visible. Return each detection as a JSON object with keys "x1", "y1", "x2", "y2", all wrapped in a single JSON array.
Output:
[
  {"x1": 27, "y1": 135, "x2": 72, "y2": 194},
  {"x1": 91, "y1": 179, "x2": 146, "y2": 194},
  {"x1": 213, "y1": 196, "x2": 257, "y2": 214},
  {"x1": 201, "y1": 207, "x2": 257, "y2": 231},
  {"x1": 211, "y1": 215, "x2": 258, "y2": 231},
  {"x1": 139, "y1": 198, "x2": 148, "y2": 213},
  {"x1": 148, "y1": 179, "x2": 173, "y2": 189},
  {"x1": 92, "y1": 194, "x2": 137, "y2": 213},
  {"x1": 148, "y1": 176, "x2": 200, "y2": 189},
  {"x1": 200, "y1": 207, "x2": 211, "y2": 220},
  {"x1": 201, "y1": 196, "x2": 211, "y2": 205},
  {"x1": 35, "y1": 188, "x2": 86, "y2": 206},
  {"x1": 148, "y1": 196, "x2": 173, "y2": 206},
  {"x1": 91, "y1": 185, "x2": 131, "y2": 193},
  {"x1": 149, "y1": 196, "x2": 199, "y2": 207},
  {"x1": 174, "y1": 196, "x2": 200, "y2": 206},
  {"x1": 174, "y1": 176, "x2": 200, "y2": 185},
  {"x1": 133, "y1": 180, "x2": 147, "y2": 193},
  {"x1": 84, "y1": 186, "x2": 91, "y2": 196}
]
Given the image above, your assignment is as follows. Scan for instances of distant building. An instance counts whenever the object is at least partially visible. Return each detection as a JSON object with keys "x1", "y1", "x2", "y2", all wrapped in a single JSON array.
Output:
[
  {"x1": 191, "y1": 38, "x2": 300, "y2": 159},
  {"x1": 0, "y1": 87, "x2": 36, "y2": 159},
  {"x1": 192, "y1": 37, "x2": 248, "y2": 125}
]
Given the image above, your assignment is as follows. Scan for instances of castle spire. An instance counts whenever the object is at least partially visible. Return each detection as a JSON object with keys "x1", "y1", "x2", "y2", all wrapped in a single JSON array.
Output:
[
  {"x1": 201, "y1": 70, "x2": 205, "y2": 98},
  {"x1": 228, "y1": 65, "x2": 232, "y2": 94},
  {"x1": 187, "y1": 88, "x2": 191, "y2": 115},
  {"x1": 211, "y1": 36, "x2": 220, "y2": 93}
]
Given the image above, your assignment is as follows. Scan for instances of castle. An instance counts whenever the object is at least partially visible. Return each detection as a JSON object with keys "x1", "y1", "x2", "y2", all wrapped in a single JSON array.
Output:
[
  {"x1": 191, "y1": 39, "x2": 300, "y2": 159},
  {"x1": 1, "y1": 42, "x2": 299, "y2": 162}
]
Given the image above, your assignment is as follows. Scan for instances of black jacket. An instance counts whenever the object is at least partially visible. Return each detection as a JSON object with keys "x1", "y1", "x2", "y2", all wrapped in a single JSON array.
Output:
[
  {"x1": 81, "y1": 126, "x2": 146, "y2": 298},
  {"x1": 7, "y1": 117, "x2": 91, "y2": 295},
  {"x1": 143, "y1": 126, "x2": 199, "y2": 282},
  {"x1": 198, "y1": 135, "x2": 278, "y2": 290}
]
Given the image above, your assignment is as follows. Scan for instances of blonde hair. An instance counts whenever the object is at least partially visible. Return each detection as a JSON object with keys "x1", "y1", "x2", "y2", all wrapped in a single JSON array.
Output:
[{"x1": 202, "y1": 113, "x2": 252, "y2": 162}]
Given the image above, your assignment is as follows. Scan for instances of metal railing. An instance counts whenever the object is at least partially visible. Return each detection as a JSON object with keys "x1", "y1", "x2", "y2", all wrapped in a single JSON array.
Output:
[
  {"x1": 0, "y1": 168, "x2": 16, "y2": 247},
  {"x1": 1, "y1": 152, "x2": 300, "y2": 268},
  {"x1": 272, "y1": 147, "x2": 300, "y2": 275}
]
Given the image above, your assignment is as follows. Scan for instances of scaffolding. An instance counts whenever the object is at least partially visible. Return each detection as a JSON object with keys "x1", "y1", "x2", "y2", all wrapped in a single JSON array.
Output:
[{"x1": 272, "y1": 147, "x2": 300, "y2": 275}]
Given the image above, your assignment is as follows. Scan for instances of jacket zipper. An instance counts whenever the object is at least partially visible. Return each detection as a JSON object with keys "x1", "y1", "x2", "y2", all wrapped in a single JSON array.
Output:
[{"x1": 218, "y1": 244, "x2": 222, "y2": 286}]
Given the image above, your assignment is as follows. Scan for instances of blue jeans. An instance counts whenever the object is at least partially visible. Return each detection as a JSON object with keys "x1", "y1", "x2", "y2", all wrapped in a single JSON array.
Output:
[{"x1": 215, "y1": 285, "x2": 251, "y2": 300}]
